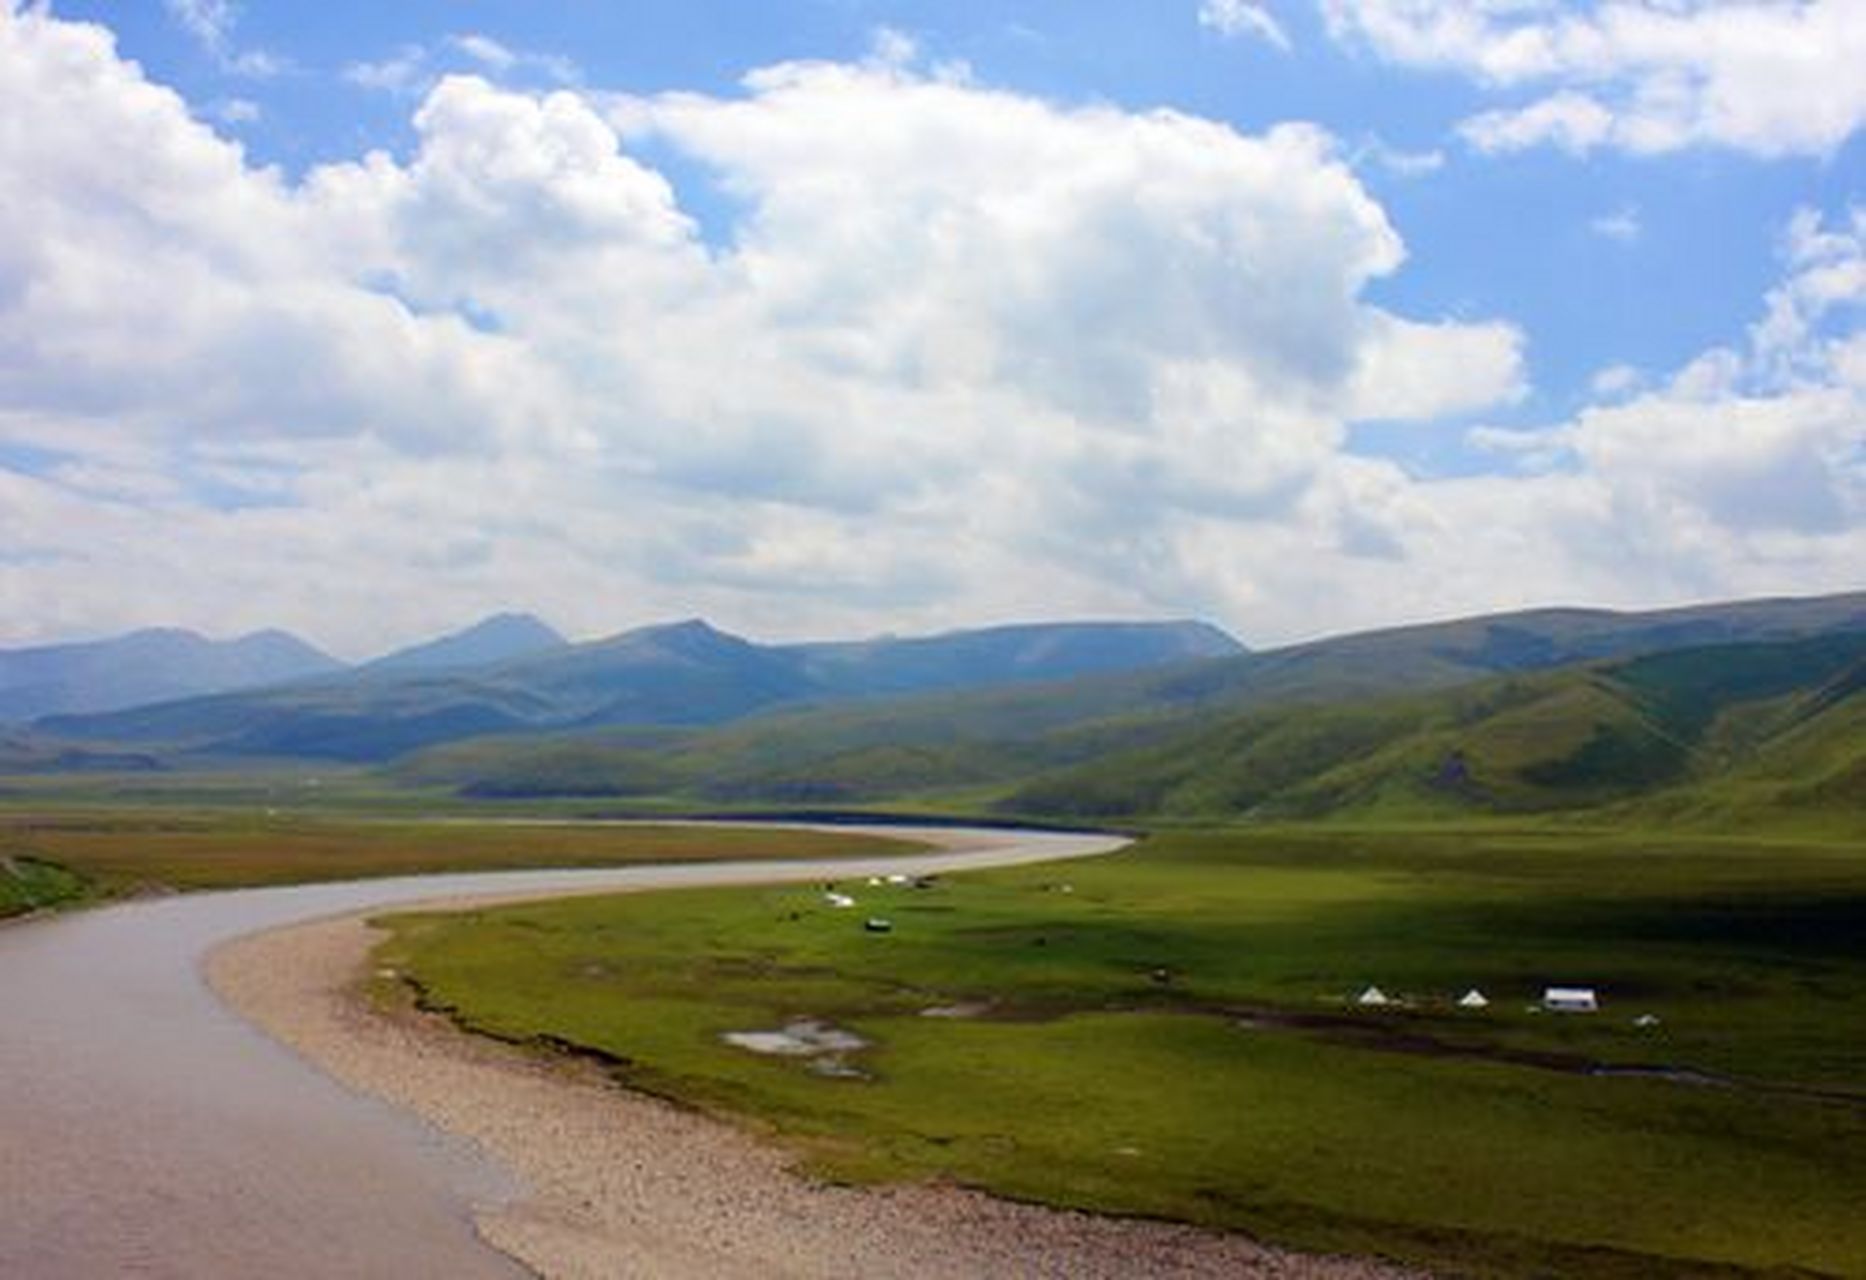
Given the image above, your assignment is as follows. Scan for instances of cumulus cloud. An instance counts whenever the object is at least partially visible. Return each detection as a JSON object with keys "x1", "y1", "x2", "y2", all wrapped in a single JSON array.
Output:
[
  {"x1": 0, "y1": 4, "x2": 1855, "y2": 653},
  {"x1": 1462, "y1": 206, "x2": 1864, "y2": 594},
  {"x1": 1323, "y1": 0, "x2": 1866, "y2": 156}
]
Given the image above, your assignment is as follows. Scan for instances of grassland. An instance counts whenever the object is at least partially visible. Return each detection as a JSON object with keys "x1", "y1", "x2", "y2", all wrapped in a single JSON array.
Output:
[
  {"x1": 379, "y1": 825, "x2": 1866, "y2": 1278},
  {"x1": 0, "y1": 800, "x2": 915, "y2": 917}
]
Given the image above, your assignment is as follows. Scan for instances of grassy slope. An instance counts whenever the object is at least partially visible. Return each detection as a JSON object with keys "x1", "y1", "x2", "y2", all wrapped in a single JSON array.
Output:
[
  {"x1": 1002, "y1": 633, "x2": 1866, "y2": 829},
  {"x1": 384, "y1": 626, "x2": 1866, "y2": 832},
  {"x1": 381, "y1": 826, "x2": 1866, "y2": 1279}
]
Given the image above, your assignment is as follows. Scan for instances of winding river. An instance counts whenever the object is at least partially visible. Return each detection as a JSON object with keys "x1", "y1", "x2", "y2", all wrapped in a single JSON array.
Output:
[{"x1": 0, "y1": 825, "x2": 1124, "y2": 1278}]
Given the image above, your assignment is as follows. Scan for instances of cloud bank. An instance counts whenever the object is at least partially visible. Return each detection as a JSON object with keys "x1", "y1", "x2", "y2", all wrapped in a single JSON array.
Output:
[
  {"x1": 1321, "y1": 0, "x2": 1866, "y2": 156},
  {"x1": 0, "y1": 5, "x2": 1857, "y2": 653}
]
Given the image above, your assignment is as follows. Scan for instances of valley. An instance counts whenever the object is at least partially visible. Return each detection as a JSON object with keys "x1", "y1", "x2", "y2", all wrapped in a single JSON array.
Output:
[{"x1": 4, "y1": 590, "x2": 1863, "y2": 1277}]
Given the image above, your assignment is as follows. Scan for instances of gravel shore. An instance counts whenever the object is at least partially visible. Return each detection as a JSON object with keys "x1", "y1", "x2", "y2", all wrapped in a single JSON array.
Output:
[{"x1": 209, "y1": 910, "x2": 1423, "y2": 1279}]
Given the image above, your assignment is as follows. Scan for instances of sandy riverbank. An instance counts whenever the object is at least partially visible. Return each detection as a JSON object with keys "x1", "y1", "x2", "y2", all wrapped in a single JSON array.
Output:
[{"x1": 209, "y1": 909, "x2": 1422, "y2": 1280}]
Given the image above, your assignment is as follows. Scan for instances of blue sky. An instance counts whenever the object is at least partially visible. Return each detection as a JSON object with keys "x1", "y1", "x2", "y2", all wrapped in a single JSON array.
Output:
[{"x1": 2, "y1": 1, "x2": 1862, "y2": 654}]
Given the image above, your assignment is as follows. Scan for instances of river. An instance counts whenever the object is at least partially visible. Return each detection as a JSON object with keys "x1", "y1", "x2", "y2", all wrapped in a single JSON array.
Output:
[{"x1": 0, "y1": 825, "x2": 1123, "y2": 1278}]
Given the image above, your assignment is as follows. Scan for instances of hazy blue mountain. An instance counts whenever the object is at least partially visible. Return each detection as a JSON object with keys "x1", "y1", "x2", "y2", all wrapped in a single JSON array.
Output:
[
  {"x1": 32, "y1": 594, "x2": 1865, "y2": 769},
  {"x1": 490, "y1": 619, "x2": 818, "y2": 726},
  {"x1": 364, "y1": 613, "x2": 567, "y2": 675},
  {"x1": 33, "y1": 617, "x2": 1243, "y2": 761},
  {"x1": 30, "y1": 618, "x2": 823, "y2": 759},
  {"x1": 785, "y1": 620, "x2": 1242, "y2": 696},
  {"x1": 0, "y1": 627, "x2": 341, "y2": 722}
]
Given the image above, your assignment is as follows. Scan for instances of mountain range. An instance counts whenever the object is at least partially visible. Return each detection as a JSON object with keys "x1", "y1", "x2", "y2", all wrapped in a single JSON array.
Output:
[
  {"x1": 8, "y1": 591, "x2": 1864, "y2": 832},
  {"x1": 392, "y1": 591, "x2": 1866, "y2": 821},
  {"x1": 24, "y1": 616, "x2": 1241, "y2": 760}
]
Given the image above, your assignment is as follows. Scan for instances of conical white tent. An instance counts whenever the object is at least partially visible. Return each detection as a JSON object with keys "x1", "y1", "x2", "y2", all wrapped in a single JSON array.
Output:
[
  {"x1": 1458, "y1": 988, "x2": 1489, "y2": 1008},
  {"x1": 1357, "y1": 985, "x2": 1390, "y2": 1006}
]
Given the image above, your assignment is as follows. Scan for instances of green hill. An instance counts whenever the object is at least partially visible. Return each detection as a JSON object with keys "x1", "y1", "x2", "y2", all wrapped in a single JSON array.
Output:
[
  {"x1": 27, "y1": 591, "x2": 1866, "y2": 836},
  {"x1": 391, "y1": 593, "x2": 1866, "y2": 816},
  {"x1": 1002, "y1": 631, "x2": 1866, "y2": 828}
]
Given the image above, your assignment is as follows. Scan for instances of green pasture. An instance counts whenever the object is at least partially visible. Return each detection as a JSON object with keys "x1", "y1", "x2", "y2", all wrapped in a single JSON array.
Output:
[{"x1": 380, "y1": 825, "x2": 1866, "y2": 1278}]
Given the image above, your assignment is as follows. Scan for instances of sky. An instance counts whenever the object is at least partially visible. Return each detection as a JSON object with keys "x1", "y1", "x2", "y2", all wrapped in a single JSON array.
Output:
[{"x1": 1, "y1": 1, "x2": 1861, "y2": 658}]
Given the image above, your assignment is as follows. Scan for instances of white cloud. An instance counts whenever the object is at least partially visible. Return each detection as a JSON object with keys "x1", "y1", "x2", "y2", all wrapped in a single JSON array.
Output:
[
  {"x1": 451, "y1": 32, "x2": 515, "y2": 72},
  {"x1": 1354, "y1": 136, "x2": 1446, "y2": 177},
  {"x1": 1589, "y1": 204, "x2": 1641, "y2": 243},
  {"x1": 448, "y1": 32, "x2": 577, "y2": 85},
  {"x1": 1347, "y1": 314, "x2": 1525, "y2": 419},
  {"x1": 1460, "y1": 89, "x2": 1612, "y2": 153},
  {"x1": 165, "y1": 0, "x2": 232, "y2": 50},
  {"x1": 1325, "y1": 0, "x2": 1866, "y2": 156},
  {"x1": 0, "y1": 5, "x2": 1856, "y2": 654},
  {"x1": 867, "y1": 26, "x2": 921, "y2": 68},
  {"x1": 1198, "y1": 0, "x2": 1293, "y2": 50},
  {"x1": 344, "y1": 44, "x2": 430, "y2": 95},
  {"x1": 209, "y1": 96, "x2": 259, "y2": 124},
  {"x1": 162, "y1": 0, "x2": 280, "y2": 77},
  {"x1": 346, "y1": 33, "x2": 578, "y2": 98},
  {"x1": 1460, "y1": 206, "x2": 1864, "y2": 586},
  {"x1": 1589, "y1": 362, "x2": 1642, "y2": 398}
]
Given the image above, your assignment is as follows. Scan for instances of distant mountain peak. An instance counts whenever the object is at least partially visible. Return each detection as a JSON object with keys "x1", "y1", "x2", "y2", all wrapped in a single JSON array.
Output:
[
  {"x1": 366, "y1": 612, "x2": 567, "y2": 675},
  {"x1": 0, "y1": 626, "x2": 341, "y2": 722},
  {"x1": 785, "y1": 617, "x2": 1244, "y2": 697},
  {"x1": 646, "y1": 617, "x2": 723, "y2": 637},
  {"x1": 613, "y1": 618, "x2": 760, "y2": 660}
]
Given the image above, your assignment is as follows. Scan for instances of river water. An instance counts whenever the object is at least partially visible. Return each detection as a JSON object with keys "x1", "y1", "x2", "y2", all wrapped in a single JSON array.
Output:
[{"x1": 0, "y1": 826, "x2": 1121, "y2": 1278}]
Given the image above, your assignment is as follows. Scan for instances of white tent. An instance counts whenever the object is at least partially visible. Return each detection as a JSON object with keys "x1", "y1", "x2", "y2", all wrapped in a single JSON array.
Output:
[
  {"x1": 1543, "y1": 986, "x2": 1598, "y2": 1012},
  {"x1": 1457, "y1": 989, "x2": 1489, "y2": 1009},
  {"x1": 1357, "y1": 985, "x2": 1390, "y2": 1007}
]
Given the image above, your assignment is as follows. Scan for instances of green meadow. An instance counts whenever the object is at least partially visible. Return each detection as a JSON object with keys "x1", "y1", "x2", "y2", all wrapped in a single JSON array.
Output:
[{"x1": 379, "y1": 825, "x2": 1866, "y2": 1278}]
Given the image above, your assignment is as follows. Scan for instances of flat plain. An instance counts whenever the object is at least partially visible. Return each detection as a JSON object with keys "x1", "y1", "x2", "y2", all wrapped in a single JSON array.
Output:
[{"x1": 376, "y1": 824, "x2": 1866, "y2": 1278}]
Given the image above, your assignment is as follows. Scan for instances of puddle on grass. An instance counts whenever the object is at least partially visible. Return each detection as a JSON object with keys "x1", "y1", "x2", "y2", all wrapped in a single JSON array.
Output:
[
  {"x1": 919, "y1": 1001, "x2": 991, "y2": 1019},
  {"x1": 722, "y1": 1018, "x2": 871, "y2": 1078}
]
